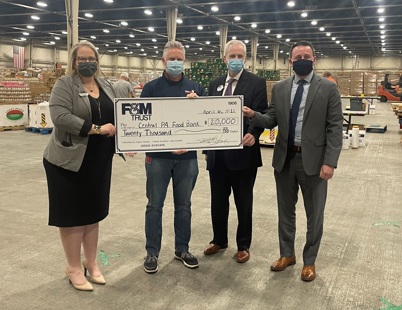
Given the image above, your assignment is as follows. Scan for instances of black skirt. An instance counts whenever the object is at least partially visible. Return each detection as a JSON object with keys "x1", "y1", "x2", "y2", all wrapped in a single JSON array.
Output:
[{"x1": 44, "y1": 87, "x2": 115, "y2": 227}]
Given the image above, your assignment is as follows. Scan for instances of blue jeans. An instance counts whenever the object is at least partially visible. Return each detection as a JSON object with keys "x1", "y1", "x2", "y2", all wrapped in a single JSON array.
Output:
[{"x1": 145, "y1": 157, "x2": 198, "y2": 257}]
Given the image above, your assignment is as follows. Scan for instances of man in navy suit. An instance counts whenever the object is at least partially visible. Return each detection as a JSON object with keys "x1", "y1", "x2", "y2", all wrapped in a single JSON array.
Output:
[{"x1": 203, "y1": 40, "x2": 268, "y2": 263}]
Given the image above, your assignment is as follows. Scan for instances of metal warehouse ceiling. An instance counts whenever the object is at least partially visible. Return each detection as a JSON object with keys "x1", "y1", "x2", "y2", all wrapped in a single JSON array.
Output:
[{"x1": 1, "y1": 0, "x2": 402, "y2": 59}]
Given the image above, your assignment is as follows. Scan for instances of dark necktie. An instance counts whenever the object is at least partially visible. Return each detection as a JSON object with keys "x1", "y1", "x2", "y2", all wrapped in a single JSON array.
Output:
[
  {"x1": 224, "y1": 78, "x2": 236, "y2": 96},
  {"x1": 288, "y1": 79, "x2": 306, "y2": 148}
]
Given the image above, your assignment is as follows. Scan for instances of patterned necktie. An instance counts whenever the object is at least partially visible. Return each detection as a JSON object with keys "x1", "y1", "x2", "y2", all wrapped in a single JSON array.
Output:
[
  {"x1": 224, "y1": 79, "x2": 236, "y2": 96},
  {"x1": 288, "y1": 79, "x2": 306, "y2": 148}
]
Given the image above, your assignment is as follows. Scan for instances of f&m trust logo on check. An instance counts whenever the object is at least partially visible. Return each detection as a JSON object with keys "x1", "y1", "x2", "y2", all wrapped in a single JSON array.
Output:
[{"x1": 122, "y1": 102, "x2": 152, "y2": 121}]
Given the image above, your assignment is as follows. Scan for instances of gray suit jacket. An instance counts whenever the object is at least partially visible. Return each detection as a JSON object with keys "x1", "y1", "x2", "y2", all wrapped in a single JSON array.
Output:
[
  {"x1": 251, "y1": 73, "x2": 343, "y2": 175},
  {"x1": 43, "y1": 75, "x2": 115, "y2": 172}
]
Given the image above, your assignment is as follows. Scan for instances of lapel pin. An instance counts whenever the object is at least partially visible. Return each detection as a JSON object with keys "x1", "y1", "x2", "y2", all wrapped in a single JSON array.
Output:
[{"x1": 217, "y1": 85, "x2": 224, "y2": 92}]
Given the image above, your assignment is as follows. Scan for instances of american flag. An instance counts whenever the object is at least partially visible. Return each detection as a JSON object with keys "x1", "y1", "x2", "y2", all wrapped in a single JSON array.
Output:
[{"x1": 13, "y1": 46, "x2": 25, "y2": 69}]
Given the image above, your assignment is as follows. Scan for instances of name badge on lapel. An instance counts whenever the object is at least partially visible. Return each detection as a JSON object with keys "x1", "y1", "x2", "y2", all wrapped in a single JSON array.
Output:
[
  {"x1": 79, "y1": 92, "x2": 88, "y2": 97},
  {"x1": 217, "y1": 85, "x2": 224, "y2": 92}
]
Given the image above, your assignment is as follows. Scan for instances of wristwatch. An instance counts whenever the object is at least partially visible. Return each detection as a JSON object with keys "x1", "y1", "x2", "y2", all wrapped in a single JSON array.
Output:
[{"x1": 93, "y1": 125, "x2": 101, "y2": 135}]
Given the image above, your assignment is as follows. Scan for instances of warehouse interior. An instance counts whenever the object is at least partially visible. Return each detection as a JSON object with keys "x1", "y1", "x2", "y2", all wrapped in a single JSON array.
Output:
[
  {"x1": 1, "y1": 0, "x2": 402, "y2": 309},
  {"x1": 1, "y1": 100, "x2": 401, "y2": 309}
]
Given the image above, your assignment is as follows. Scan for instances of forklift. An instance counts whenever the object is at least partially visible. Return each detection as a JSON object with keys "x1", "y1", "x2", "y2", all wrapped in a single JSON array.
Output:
[{"x1": 377, "y1": 73, "x2": 402, "y2": 102}]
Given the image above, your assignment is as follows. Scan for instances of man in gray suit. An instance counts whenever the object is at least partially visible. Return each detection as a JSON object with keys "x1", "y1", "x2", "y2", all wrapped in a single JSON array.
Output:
[{"x1": 243, "y1": 40, "x2": 343, "y2": 282}]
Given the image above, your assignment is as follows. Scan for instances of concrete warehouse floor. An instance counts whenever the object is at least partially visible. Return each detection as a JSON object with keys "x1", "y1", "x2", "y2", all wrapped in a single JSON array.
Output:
[{"x1": 0, "y1": 100, "x2": 401, "y2": 310}]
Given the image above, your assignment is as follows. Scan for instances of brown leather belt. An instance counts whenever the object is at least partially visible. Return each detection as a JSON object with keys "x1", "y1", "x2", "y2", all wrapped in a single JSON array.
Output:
[{"x1": 289, "y1": 145, "x2": 302, "y2": 153}]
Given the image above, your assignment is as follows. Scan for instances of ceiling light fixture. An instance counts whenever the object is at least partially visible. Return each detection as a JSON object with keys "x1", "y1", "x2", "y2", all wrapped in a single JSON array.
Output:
[
  {"x1": 234, "y1": 16, "x2": 241, "y2": 21},
  {"x1": 287, "y1": 1, "x2": 295, "y2": 7},
  {"x1": 22, "y1": 32, "x2": 29, "y2": 36},
  {"x1": 129, "y1": 34, "x2": 135, "y2": 38},
  {"x1": 121, "y1": 21, "x2": 128, "y2": 26},
  {"x1": 90, "y1": 35, "x2": 96, "y2": 39},
  {"x1": 116, "y1": 40, "x2": 121, "y2": 43},
  {"x1": 232, "y1": 36, "x2": 237, "y2": 40},
  {"x1": 265, "y1": 29, "x2": 271, "y2": 34},
  {"x1": 190, "y1": 37, "x2": 195, "y2": 41},
  {"x1": 37, "y1": 2, "x2": 47, "y2": 7},
  {"x1": 27, "y1": 25, "x2": 35, "y2": 29},
  {"x1": 152, "y1": 38, "x2": 157, "y2": 42},
  {"x1": 378, "y1": 17, "x2": 385, "y2": 22},
  {"x1": 379, "y1": 24, "x2": 385, "y2": 29},
  {"x1": 286, "y1": 38, "x2": 290, "y2": 42},
  {"x1": 377, "y1": 8, "x2": 384, "y2": 13},
  {"x1": 104, "y1": 0, "x2": 113, "y2": 3},
  {"x1": 211, "y1": 6, "x2": 219, "y2": 12},
  {"x1": 54, "y1": 36, "x2": 60, "y2": 40},
  {"x1": 197, "y1": 25, "x2": 203, "y2": 30},
  {"x1": 301, "y1": 12, "x2": 308, "y2": 18},
  {"x1": 148, "y1": 27, "x2": 154, "y2": 32},
  {"x1": 85, "y1": 13, "x2": 93, "y2": 18},
  {"x1": 206, "y1": 41, "x2": 210, "y2": 44},
  {"x1": 326, "y1": 32, "x2": 331, "y2": 36},
  {"x1": 251, "y1": 23, "x2": 257, "y2": 28},
  {"x1": 319, "y1": 27, "x2": 325, "y2": 31},
  {"x1": 103, "y1": 29, "x2": 110, "y2": 33},
  {"x1": 177, "y1": 18, "x2": 183, "y2": 24},
  {"x1": 31, "y1": 15, "x2": 40, "y2": 20},
  {"x1": 244, "y1": 40, "x2": 249, "y2": 44},
  {"x1": 144, "y1": 9, "x2": 152, "y2": 15},
  {"x1": 276, "y1": 34, "x2": 282, "y2": 38},
  {"x1": 311, "y1": 20, "x2": 317, "y2": 25},
  {"x1": 215, "y1": 31, "x2": 220, "y2": 35}
]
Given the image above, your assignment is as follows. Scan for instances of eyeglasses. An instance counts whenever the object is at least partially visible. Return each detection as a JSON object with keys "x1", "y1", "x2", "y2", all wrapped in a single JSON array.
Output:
[{"x1": 76, "y1": 56, "x2": 97, "y2": 63}]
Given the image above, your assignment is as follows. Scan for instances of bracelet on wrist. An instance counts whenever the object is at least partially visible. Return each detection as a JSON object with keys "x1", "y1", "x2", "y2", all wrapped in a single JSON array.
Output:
[{"x1": 93, "y1": 125, "x2": 101, "y2": 135}]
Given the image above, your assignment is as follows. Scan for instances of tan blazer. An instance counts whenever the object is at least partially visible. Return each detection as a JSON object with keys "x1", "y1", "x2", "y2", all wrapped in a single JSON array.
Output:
[{"x1": 43, "y1": 75, "x2": 115, "y2": 172}]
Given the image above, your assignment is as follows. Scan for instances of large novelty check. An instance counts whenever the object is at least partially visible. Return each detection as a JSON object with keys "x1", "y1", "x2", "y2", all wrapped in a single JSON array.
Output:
[{"x1": 114, "y1": 96, "x2": 244, "y2": 152}]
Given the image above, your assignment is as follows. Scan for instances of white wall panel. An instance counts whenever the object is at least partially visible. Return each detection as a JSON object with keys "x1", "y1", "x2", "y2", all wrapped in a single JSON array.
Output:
[{"x1": 1, "y1": 42, "x2": 401, "y2": 74}]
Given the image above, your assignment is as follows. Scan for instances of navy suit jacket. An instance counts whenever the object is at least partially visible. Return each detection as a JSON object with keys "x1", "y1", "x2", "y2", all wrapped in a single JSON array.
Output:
[{"x1": 205, "y1": 70, "x2": 268, "y2": 171}]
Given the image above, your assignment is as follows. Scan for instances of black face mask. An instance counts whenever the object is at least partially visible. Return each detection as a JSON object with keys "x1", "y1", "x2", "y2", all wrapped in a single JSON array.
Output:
[
  {"x1": 77, "y1": 62, "x2": 97, "y2": 77},
  {"x1": 292, "y1": 59, "x2": 313, "y2": 76}
]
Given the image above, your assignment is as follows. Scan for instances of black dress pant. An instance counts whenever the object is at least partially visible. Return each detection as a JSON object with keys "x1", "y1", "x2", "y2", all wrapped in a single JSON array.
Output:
[{"x1": 209, "y1": 155, "x2": 257, "y2": 251}]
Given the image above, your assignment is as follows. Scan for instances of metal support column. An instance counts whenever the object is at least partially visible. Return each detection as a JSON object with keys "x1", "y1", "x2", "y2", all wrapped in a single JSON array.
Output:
[
  {"x1": 219, "y1": 25, "x2": 228, "y2": 59},
  {"x1": 65, "y1": 0, "x2": 79, "y2": 56},
  {"x1": 166, "y1": 7, "x2": 178, "y2": 42},
  {"x1": 273, "y1": 43, "x2": 279, "y2": 71},
  {"x1": 250, "y1": 35, "x2": 258, "y2": 74}
]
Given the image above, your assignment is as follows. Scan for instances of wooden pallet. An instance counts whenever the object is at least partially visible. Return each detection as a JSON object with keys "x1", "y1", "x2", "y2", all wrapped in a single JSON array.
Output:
[
  {"x1": 0, "y1": 125, "x2": 26, "y2": 132},
  {"x1": 25, "y1": 126, "x2": 53, "y2": 134}
]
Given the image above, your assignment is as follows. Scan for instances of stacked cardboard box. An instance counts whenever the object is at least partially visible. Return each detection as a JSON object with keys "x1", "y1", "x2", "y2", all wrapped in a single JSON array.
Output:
[
  {"x1": 336, "y1": 72, "x2": 351, "y2": 96},
  {"x1": 266, "y1": 81, "x2": 277, "y2": 103},
  {"x1": 363, "y1": 72, "x2": 377, "y2": 95}
]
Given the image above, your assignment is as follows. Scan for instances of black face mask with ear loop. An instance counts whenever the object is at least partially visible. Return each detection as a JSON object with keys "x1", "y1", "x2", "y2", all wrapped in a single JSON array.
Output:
[
  {"x1": 292, "y1": 59, "x2": 313, "y2": 76},
  {"x1": 78, "y1": 62, "x2": 98, "y2": 77}
]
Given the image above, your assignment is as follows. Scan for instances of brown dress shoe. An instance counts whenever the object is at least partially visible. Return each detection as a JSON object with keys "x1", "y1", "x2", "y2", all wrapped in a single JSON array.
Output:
[
  {"x1": 204, "y1": 243, "x2": 228, "y2": 255},
  {"x1": 270, "y1": 255, "x2": 296, "y2": 271},
  {"x1": 236, "y1": 250, "x2": 250, "y2": 263},
  {"x1": 301, "y1": 265, "x2": 316, "y2": 282}
]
